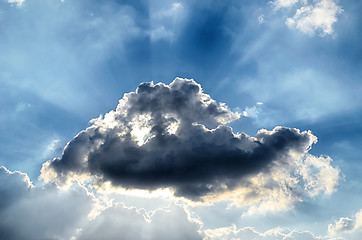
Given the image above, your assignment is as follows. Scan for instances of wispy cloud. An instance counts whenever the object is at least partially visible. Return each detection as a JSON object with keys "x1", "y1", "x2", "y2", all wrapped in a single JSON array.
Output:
[{"x1": 148, "y1": 2, "x2": 186, "y2": 42}]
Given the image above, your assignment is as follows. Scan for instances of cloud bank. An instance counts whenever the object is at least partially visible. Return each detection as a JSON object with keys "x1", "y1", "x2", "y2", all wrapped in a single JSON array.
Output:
[
  {"x1": 41, "y1": 78, "x2": 339, "y2": 210},
  {"x1": 0, "y1": 166, "x2": 203, "y2": 240},
  {"x1": 0, "y1": 166, "x2": 341, "y2": 240}
]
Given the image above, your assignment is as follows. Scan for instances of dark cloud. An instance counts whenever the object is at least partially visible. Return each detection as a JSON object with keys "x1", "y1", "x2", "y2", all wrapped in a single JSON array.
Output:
[{"x1": 42, "y1": 78, "x2": 317, "y2": 200}]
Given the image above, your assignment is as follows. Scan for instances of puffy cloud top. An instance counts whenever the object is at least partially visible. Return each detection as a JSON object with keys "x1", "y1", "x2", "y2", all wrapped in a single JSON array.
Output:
[{"x1": 41, "y1": 78, "x2": 339, "y2": 205}]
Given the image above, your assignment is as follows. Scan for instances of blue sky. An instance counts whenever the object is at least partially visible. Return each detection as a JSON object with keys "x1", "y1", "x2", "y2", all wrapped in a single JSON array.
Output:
[{"x1": 1, "y1": 0, "x2": 362, "y2": 239}]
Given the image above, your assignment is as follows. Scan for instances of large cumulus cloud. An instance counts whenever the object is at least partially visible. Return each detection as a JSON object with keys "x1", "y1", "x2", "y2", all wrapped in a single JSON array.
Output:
[{"x1": 41, "y1": 78, "x2": 339, "y2": 205}]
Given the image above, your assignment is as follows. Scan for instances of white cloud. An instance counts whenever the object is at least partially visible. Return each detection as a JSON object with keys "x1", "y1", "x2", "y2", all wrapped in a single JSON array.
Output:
[
  {"x1": 48, "y1": 139, "x2": 61, "y2": 151},
  {"x1": 328, "y1": 217, "x2": 355, "y2": 234},
  {"x1": 355, "y1": 210, "x2": 362, "y2": 230},
  {"x1": 241, "y1": 102, "x2": 263, "y2": 118},
  {"x1": 272, "y1": 0, "x2": 301, "y2": 9},
  {"x1": 77, "y1": 203, "x2": 203, "y2": 240},
  {"x1": 204, "y1": 153, "x2": 340, "y2": 214},
  {"x1": 328, "y1": 209, "x2": 362, "y2": 239},
  {"x1": 297, "y1": 154, "x2": 340, "y2": 196},
  {"x1": 0, "y1": 165, "x2": 203, "y2": 240},
  {"x1": 205, "y1": 225, "x2": 333, "y2": 240},
  {"x1": 286, "y1": 0, "x2": 343, "y2": 36},
  {"x1": 8, "y1": 0, "x2": 25, "y2": 7},
  {"x1": 271, "y1": 0, "x2": 343, "y2": 36},
  {"x1": 0, "y1": 165, "x2": 343, "y2": 240}
]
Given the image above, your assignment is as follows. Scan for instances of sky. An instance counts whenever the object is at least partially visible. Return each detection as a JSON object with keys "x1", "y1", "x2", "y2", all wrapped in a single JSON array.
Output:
[{"x1": 0, "y1": 0, "x2": 362, "y2": 239}]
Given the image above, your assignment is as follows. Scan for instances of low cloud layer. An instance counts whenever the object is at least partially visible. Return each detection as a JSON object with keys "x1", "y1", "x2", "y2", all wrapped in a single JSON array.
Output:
[
  {"x1": 41, "y1": 78, "x2": 339, "y2": 207},
  {"x1": 205, "y1": 225, "x2": 334, "y2": 240},
  {"x1": 0, "y1": 166, "x2": 203, "y2": 240},
  {"x1": 0, "y1": 167, "x2": 93, "y2": 240},
  {"x1": 77, "y1": 203, "x2": 203, "y2": 240},
  {"x1": 0, "y1": 166, "x2": 345, "y2": 240}
]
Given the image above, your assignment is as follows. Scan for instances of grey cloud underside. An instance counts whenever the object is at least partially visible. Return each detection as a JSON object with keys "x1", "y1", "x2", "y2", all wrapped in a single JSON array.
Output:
[
  {"x1": 46, "y1": 78, "x2": 315, "y2": 199},
  {"x1": 0, "y1": 167, "x2": 92, "y2": 240}
]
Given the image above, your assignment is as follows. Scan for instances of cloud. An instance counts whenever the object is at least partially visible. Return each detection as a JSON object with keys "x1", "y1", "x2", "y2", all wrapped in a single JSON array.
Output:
[
  {"x1": 271, "y1": 0, "x2": 343, "y2": 36},
  {"x1": 77, "y1": 203, "x2": 203, "y2": 240},
  {"x1": 148, "y1": 1, "x2": 186, "y2": 42},
  {"x1": 286, "y1": 0, "x2": 343, "y2": 36},
  {"x1": 0, "y1": 166, "x2": 32, "y2": 209},
  {"x1": 0, "y1": 163, "x2": 340, "y2": 240},
  {"x1": 40, "y1": 78, "x2": 340, "y2": 211},
  {"x1": 328, "y1": 209, "x2": 362, "y2": 239},
  {"x1": 0, "y1": 165, "x2": 205, "y2": 240},
  {"x1": 204, "y1": 154, "x2": 340, "y2": 214},
  {"x1": 329, "y1": 217, "x2": 355, "y2": 234},
  {"x1": 205, "y1": 225, "x2": 334, "y2": 240},
  {"x1": 8, "y1": 0, "x2": 25, "y2": 7},
  {"x1": 0, "y1": 166, "x2": 93, "y2": 240},
  {"x1": 272, "y1": 0, "x2": 301, "y2": 9},
  {"x1": 241, "y1": 102, "x2": 263, "y2": 119}
]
